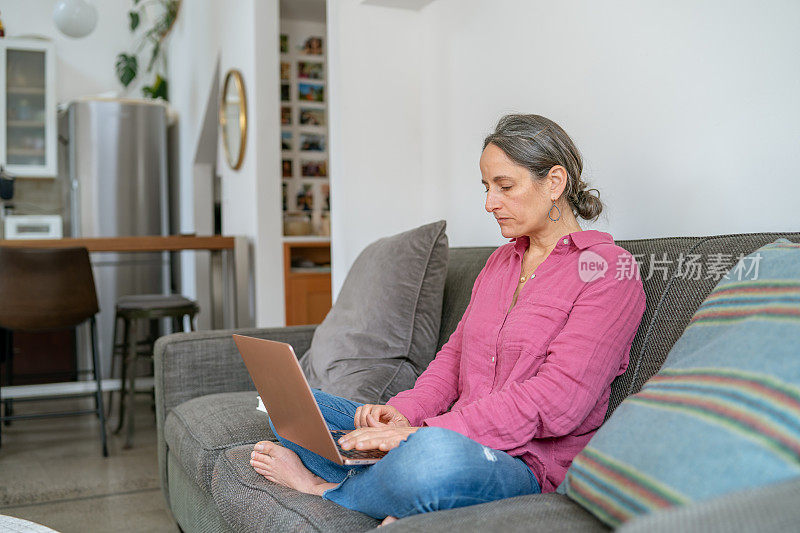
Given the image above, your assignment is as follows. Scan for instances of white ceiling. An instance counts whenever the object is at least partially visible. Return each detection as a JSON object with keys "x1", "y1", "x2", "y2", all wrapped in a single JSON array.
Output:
[{"x1": 280, "y1": 0, "x2": 326, "y2": 22}]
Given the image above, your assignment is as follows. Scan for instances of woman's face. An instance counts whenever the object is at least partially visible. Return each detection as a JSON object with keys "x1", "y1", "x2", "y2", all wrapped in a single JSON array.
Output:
[{"x1": 480, "y1": 143, "x2": 552, "y2": 239}]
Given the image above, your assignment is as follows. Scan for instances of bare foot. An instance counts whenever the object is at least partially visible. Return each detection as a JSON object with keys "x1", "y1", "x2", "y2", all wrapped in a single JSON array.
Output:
[
  {"x1": 380, "y1": 516, "x2": 398, "y2": 527},
  {"x1": 250, "y1": 441, "x2": 334, "y2": 495}
]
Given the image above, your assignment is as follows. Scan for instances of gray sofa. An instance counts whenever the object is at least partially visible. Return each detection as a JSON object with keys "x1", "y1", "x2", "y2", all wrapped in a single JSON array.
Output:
[{"x1": 155, "y1": 232, "x2": 800, "y2": 532}]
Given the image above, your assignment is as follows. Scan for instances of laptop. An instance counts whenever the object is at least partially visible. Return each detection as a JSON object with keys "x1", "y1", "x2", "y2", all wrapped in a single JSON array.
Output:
[{"x1": 233, "y1": 334, "x2": 387, "y2": 465}]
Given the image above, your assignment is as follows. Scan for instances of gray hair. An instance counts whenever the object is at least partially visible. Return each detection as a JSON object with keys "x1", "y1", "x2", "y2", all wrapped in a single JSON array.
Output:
[{"x1": 483, "y1": 114, "x2": 603, "y2": 221}]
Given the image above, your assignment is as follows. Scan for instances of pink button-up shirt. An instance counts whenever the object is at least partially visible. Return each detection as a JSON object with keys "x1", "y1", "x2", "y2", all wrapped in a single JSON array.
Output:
[{"x1": 387, "y1": 230, "x2": 646, "y2": 492}]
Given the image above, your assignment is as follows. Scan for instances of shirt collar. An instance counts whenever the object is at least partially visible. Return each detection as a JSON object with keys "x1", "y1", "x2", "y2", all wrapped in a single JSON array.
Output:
[
  {"x1": 570, "y1": 230, "x2": 614, "y2": 250},
  {"x1": 511, "y1": 230, "x2": 613, "y2": 256}
]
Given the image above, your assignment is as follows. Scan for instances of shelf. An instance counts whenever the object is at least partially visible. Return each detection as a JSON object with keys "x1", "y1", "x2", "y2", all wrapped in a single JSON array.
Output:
[
  {"x1": 7, "y1": 87, "x2": 46, "y2": 95},
  {"x1": 282, "y1": 235, "x2": 331, "y2": 243},
  {"x1": 290, "y1": 266, "x2": 331, "y2": 274},
  {"x1": 7, "y1": 120, "x2": 45, "y2": 128},
  {"x1": 7, "y1": 148, "x2": 45, "y2": 156}
]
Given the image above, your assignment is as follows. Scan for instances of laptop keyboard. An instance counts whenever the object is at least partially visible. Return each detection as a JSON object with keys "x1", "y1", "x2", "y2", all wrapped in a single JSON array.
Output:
[{"x1": 330, "y1": 430, "x2": 388, "y2": 460}]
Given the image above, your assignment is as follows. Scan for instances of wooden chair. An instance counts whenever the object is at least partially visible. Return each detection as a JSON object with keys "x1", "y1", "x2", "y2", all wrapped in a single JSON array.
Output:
[{"x1": 0, "y1": 246, "x2": 108, "y2": 456}]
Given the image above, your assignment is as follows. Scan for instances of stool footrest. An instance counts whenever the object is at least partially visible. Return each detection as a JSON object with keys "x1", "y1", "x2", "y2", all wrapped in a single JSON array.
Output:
[{"x1": 2, "y1": 378, "x2": 154, "y2": 399}]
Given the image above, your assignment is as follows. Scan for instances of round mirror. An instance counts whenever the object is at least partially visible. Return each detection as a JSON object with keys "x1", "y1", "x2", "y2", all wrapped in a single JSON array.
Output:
[{"x1": 220, "y1": 69, "x2": 248, "y2": 170}]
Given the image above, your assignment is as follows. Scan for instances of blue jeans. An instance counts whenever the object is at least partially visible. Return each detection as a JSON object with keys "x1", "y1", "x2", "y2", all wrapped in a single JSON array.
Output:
[{"x1": 266, "y1": 389, "x2": 541, "y2": 519}]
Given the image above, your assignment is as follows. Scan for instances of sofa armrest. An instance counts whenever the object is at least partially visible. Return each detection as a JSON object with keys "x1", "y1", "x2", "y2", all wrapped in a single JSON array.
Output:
[
  {"x1": 153, "y1": 324, "x2": 316, "y2": 508},
  {"x1": 618, "y1": 477, "x2": 800, "y2": 533},
  {"x1": 155, "y1": 325, "x2": 317, "y2": 414}
]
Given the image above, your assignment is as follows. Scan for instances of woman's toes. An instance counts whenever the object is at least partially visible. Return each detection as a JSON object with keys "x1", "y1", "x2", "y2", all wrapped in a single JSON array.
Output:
[{"x1": 380, "y1": 516, "x2": 398, "y2": 527}]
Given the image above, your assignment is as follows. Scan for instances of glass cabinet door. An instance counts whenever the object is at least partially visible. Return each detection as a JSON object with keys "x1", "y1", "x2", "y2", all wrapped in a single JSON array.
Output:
[
  {"x1": 1, "y1": 39, "x2": 56, "y2": 177},
  {"x1": 6, "y1": 49, "x2": 47, "y2": 167}
]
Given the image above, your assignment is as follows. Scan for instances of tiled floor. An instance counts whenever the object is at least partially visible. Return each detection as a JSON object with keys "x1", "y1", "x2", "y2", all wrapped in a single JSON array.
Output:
[{"x1": 0, "y1": 394, "x2": 179, "y2": 532}]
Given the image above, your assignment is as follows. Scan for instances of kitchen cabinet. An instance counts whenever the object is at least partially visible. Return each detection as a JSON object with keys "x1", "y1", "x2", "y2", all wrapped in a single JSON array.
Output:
[{"x1": 0, "y1": 38, "x2": 57, "y2": 177}]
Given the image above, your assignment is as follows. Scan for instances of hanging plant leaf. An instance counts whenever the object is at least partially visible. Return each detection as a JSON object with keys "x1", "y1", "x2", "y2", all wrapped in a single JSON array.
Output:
[
  {"x1": 129, "y1": 10, "x2": 140, "y2": 31},
  {"x1": 142, "y1": 75, "x2": 168, "y2": 100},
  {"x1": 158, "y1": 0, "x2": 180, "y2": 39},
  {"x1": 115, "y1": 53, "x2": 138, "y2": 87},
  {"x1": 146, "y1": 41, "x2": 160, "y2": 73}
]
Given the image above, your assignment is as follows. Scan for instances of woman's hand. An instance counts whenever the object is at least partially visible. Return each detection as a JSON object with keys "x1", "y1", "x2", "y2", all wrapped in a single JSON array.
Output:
[
  {"x1": 339, "y1": 426, "x2": 420, "y2": 452},
  {"x1": 354, "y1": 404, "x2": 410, "y2": 428}
]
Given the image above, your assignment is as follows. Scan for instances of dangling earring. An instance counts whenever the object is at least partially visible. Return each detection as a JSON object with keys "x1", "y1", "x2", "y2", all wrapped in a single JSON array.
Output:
[{"x1": 548, "y1": 201, "x2": 561, "y2": 222}]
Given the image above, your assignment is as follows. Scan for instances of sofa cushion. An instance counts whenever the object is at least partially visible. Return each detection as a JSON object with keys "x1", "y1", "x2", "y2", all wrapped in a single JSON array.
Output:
[
  {"x1": 560, "y1": 239, "x2": 800, "y2": 527},
  {"x1": 300, "y1": 220, "x2": 449, "y2": 404},
  {"x1": 211, "y1": 445, "x2": 380, "y2": 532},
  {"x1": 618, "y1": 232, "x2": 800, "y2": 403},
  {"x1": 379, "y1": 492, "x2": 608, "y2": 532},
  {"x1": 165, "y1": 391, "x2": 275, "y2": 492}
]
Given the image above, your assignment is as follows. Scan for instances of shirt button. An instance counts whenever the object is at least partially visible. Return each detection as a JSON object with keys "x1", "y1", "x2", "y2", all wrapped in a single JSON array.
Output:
[
  {"x1": 563, "y1": 238, "x2": 569, "y2": 244},
  {"x1": 530, "y1": 274, "x2": 535, "y2": 279},
  {"x1": 491, "y1": 356, "x2": 495, "y2": 363}
]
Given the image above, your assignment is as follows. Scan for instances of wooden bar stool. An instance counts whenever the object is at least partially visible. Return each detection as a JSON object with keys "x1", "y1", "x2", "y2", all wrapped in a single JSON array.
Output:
[{"x1": 108, "y1": 294, "x2": 198, "y2": 448}]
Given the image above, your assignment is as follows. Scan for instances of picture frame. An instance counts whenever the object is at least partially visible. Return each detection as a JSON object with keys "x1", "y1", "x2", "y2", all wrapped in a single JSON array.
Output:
[
  {"x1": 298, "y1": 61, "x2": 324, "y2": 80},
  {"x1": 322, "y1": 183, "x2": 330, "y2": 211},
  {"x1": 280, "y1": 62, "x2": 291, "y2": 80},
  {"x1": 281, "y1": 106, "x2": 292, "y2": 125},
  {"x1": 301, "y1": 36, "x2": 323, "y2": 55},
  {"x1": 299, "y1": 133, "x2": 325, "y2": 152},
  {"x1": 296, "y1": 183, "x2": 314, "y2": 211},
  {"x1": 301, "y1": 159, "x2": 327, "y2": 177},
  {"x1": 299, "y1": 107, "x2": 325, "y2": 126},
  {"x1": 298, "y1": 83, "x2": 324, "y2": 102},
  {"x1": 281, "y1": 131, "x2": 293, "y2": 151}
]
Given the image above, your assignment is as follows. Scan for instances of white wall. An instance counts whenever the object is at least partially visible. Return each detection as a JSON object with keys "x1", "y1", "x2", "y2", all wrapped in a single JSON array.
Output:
[
  {"x1": 328, "y1": 0, "x2": 800, "y2": 296},
  {"x1": 0, "y1": 0, "x2": 164, "y2": 102},
  {"x1": 168, "y1": 0, "x2": 283, "y2": 327}
]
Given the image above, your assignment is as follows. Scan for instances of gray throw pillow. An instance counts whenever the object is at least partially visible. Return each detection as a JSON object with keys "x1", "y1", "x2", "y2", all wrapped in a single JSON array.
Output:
[{"x1": 299, "y1": 220, "x2": 448, "y2": 404}]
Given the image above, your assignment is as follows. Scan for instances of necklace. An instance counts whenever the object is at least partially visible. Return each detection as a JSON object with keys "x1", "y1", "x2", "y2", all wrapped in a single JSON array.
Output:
[{"x1": 519, "y1": 271, "x2": 536, "y2": 283}]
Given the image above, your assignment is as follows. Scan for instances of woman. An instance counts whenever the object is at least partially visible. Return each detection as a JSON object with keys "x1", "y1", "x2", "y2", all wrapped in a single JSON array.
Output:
[{"x1": 250, "y1": 114, "x2": 646, "y2": 525}]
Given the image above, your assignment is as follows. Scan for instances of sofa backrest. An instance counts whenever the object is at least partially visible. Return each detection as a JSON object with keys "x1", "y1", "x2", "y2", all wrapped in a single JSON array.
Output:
[{"x1": 436, "y1": 232, "x2": 800, "y2": 419}]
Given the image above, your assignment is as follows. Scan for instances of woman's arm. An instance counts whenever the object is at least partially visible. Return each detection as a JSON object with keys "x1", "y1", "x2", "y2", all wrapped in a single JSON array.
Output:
[{"x1": 422, "y1": 271, "x2": 645, "y2": 450}]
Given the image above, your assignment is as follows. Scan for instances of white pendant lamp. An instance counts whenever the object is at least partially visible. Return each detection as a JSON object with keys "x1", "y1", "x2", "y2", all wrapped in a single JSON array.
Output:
[{"x1": 53, "y1": 0, "x2": 98, "y2": 38}]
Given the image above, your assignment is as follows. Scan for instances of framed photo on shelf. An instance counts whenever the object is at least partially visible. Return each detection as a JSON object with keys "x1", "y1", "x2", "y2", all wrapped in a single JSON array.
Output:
[
  {"x1": 301, "y1": 159, "x2": 327, "y2": 177},
  {"x1": 282, "y1": 159, "x2": 293, "y2": 177},
  {"x1": 299, "y1": 107, "x2": 325, "y2": 126},
  {"x1": 282, "y1": 182, "x2": 288, "y2": 210},
  {"x1": 299, "y1": 133, "x2": 325, "y2": 152},
  {"x1": 281, "y1": 83, "x2": 290, "y2": 102},
  {"x1": 280, "y1": 62, "x2": 291, "y2": 80},
  {"x1": 296, "y1": 183, "x2": 314, "y2": 211},
  {"x1": 298, "y1": 83, "x2": 324, "y2": 102},
  {"x1": 281, "y1": 106, "x2": 292, "y2": 125},
  {"x1": 298, "y1": 61, "x2": 324, "y2": 80},
  {"x1": 281, "y1": 131, "x2": 293, "y2": 151},
  {"x1": 280, "y1": 34, "x2": 288, "y2": 53},
  {"x1": 322, "y1": 184, "x2": 330, "y2": 211},
  {"x1": 301, "y1": 36, "x2": 323, "y2": 55}
]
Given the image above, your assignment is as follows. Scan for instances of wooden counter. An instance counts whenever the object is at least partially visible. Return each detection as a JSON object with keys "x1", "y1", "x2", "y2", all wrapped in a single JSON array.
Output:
[
  {"x1": 0, "y1": 235, "x2": 234, "y2": 252},
  {"x1": 0, "y1": 235, "x2": 251, "y2": 330}
]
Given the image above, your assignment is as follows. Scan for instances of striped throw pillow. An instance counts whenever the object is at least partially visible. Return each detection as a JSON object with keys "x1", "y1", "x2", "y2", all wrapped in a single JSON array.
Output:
[{"x1": 560, "y1": 239, "x2": 800, "y2": 527}]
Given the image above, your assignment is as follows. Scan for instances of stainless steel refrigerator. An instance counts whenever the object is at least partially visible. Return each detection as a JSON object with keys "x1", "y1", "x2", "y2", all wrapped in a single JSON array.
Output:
[{"x1": 59, "y1": 98, "x2": 170, "y2": 378}]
